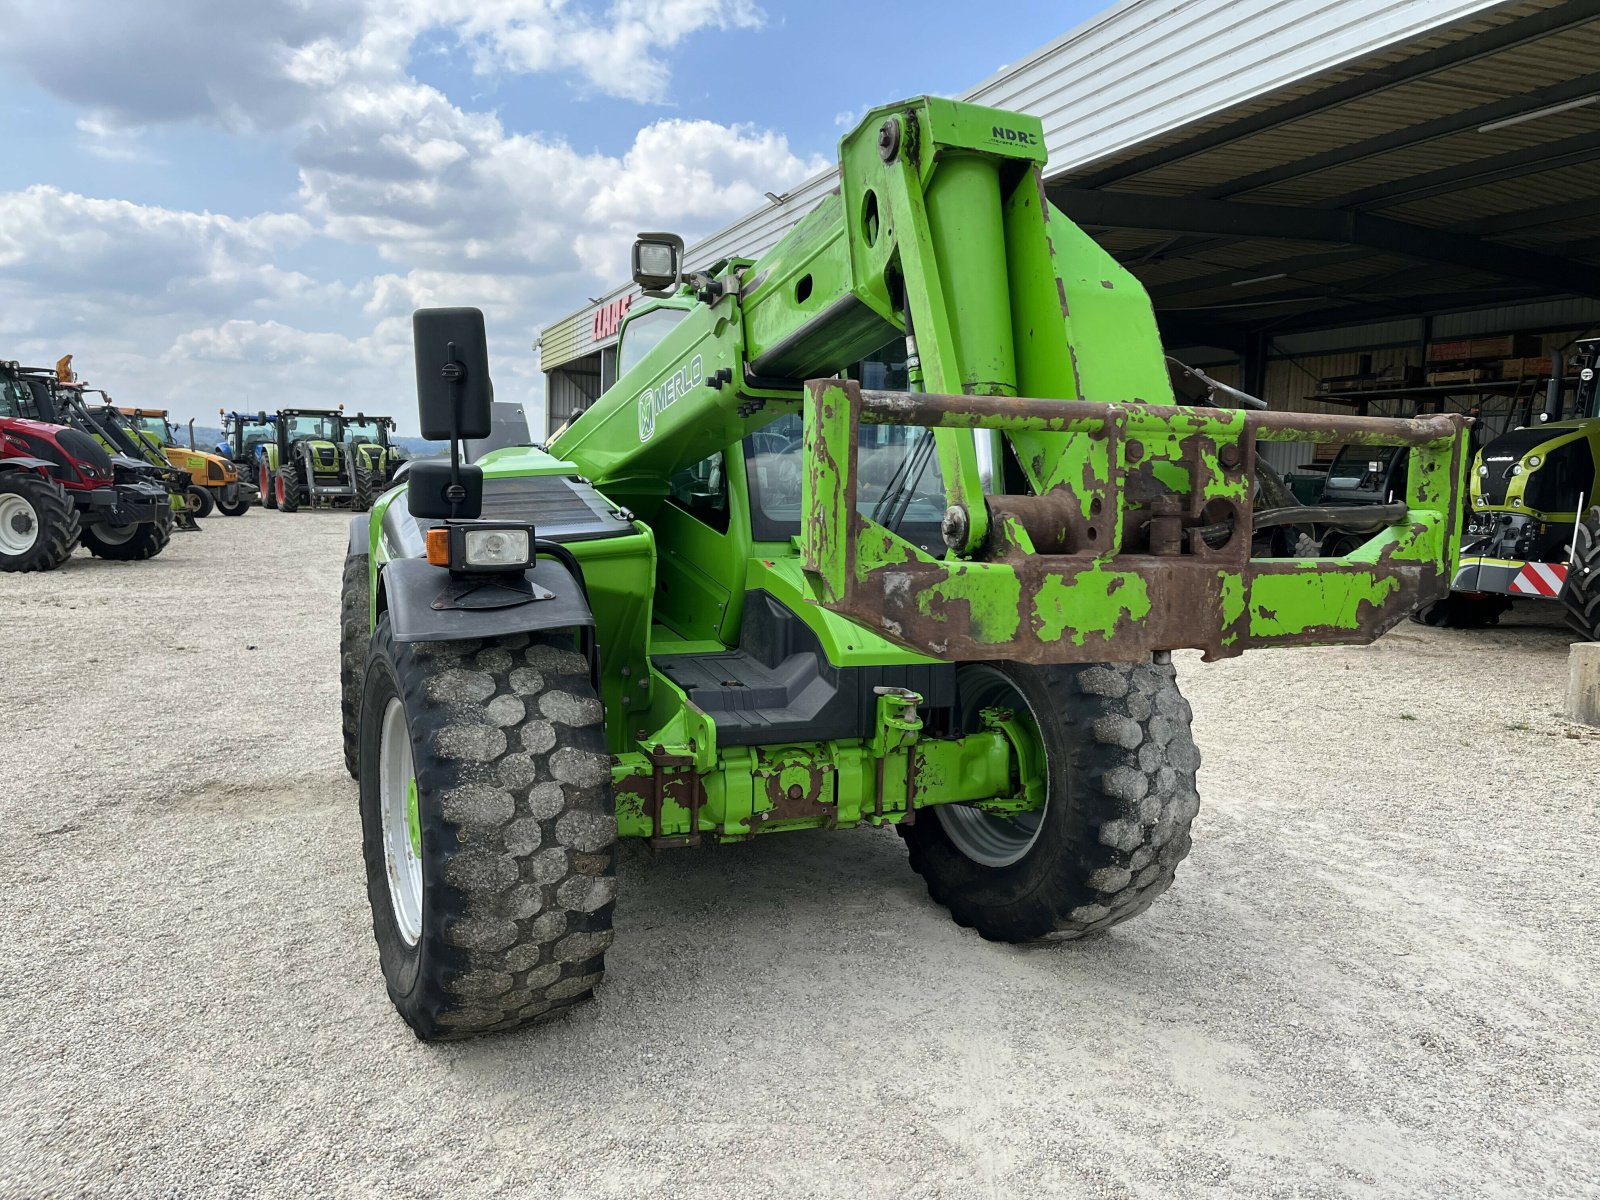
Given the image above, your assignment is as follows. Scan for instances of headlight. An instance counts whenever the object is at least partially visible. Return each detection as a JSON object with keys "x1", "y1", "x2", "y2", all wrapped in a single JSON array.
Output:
[
  {"x1": 1479, "y1": 465, "x2": 1489, "y2": 476},
  {"x1": 464, "y1": 528, "x2": 530, "y2": 567},
  {"x1": 1526, "y1": 455, "x2": 1541, "y2": 469},
  {"x1": 425, "y1": 520, "x2": 537, "y2": 574},
  {"x1": 1511, "y1": 464, "x2": 1522, "y2": 475}
]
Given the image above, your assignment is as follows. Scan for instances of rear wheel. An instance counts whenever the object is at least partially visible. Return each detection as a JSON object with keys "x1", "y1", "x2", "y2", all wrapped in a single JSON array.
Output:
[
  {"x1": 259, "y1": 461, "x2": 277, "y2": 510},
  {"x1": 340, "y1": 552, "x2": 370, "y2": 780},
  {"x1": 901, "y1": 660, "x2": 1200, "y2": 942},
  {"x1": 0, "y1": 473, "x2": 79, "y2": 573},
  {"x1": 358, "y1": 618, "x2": 617, "y2": 1040},
  {"x1": 1563, "y1": 506, "x2": 1600, "y2": 642},
  {"x1": 185, "y1": 485, "x2": 215, "y2": 519},
  {"x1": 277, "y1": 463, "x2": 303, "y2": 513},
  {"x1": 80, "y1": 509, "x2": 172, "y2": 561}
]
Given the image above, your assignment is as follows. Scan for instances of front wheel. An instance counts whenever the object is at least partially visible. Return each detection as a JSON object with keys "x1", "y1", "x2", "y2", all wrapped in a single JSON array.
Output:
[
  {"x1": 277, "y1": 464, "x2": 303, "y2": 513},
  {"x1": 359, "y1": 618, "x2": 617, "y2": 1040},
  {"x1": 1563, "y1": 507, "x2": 1600, "y2": 642},
  {"x1": 1411, "y1": 591, "x2": 1512, "y2": 628},
  {"x1": 80, "y1": 513, "x2": 172, "y2": 561},
  {"x1": 901, "y1": 660, "x2": 1201, "y2": 942},
  {"x1": 259, "y1": 461, "x2": 277, "y2": 510},
  {"x1": 0, "y1": 473, "x2": 80, "y2": 573},
  {"x1": 217, "y1": 495, "x2": 250, "y2": 517},
  {"x1": 185, "y1": 486, "x2": 216, "y2": 519},
  {"x1": 352, "y1": 463, "x2": 375, "y2": 512}
]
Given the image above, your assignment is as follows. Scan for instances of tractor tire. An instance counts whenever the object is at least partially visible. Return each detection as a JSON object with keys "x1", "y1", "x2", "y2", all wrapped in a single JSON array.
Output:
[
  {"x1": 259, "y1": 461, "x2": 277, "y2": 510},
  {"x1": 1563, "y1": 506, "x2": 1600, "y2": 642},
  {"x1": 899, "y1": 659, "x2": 1200, "y2": 943},
  {"x1": 186, "y1": 485, "x2": 215, "y2": 519},
  {"x1": 277, "y1": 464, "x2": 303, "y2": 513},
  {"x1": 0, "y1": 473, "x2": 80, "y2": 573},
  {"x1": 340, "y1": 552, "x2": 370, "y2": 780},
  {"x1": 217, "y1": 496, "x2": 250, "y2": 517},
  {"x1": 1411, "y1": 592, "x2": 1512, "y2": 628},
  {"x1": 81, "y1": 509, "x2": 172, "y2": 561},
  {"x1": 352, "y1": 463, "x2": 376, "y2": 513},
  {"x1": 358, "y1": 618, "x2": 616, "y2": 1041}
]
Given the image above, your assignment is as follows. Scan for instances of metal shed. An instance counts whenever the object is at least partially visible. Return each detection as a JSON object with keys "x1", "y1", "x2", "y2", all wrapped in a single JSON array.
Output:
[{"x1": 539, "y1": 0, "x2": 1600, "y2": 444}]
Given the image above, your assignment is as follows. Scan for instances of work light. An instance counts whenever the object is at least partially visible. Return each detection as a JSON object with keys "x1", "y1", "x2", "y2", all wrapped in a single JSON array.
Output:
[{"x1": 425, "y1": 520, "x2": 536, "y2": 574}]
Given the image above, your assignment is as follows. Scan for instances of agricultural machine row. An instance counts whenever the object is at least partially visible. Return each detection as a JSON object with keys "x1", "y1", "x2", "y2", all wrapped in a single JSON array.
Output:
[{"x1": 1, "y1": 355, "x2": 406, "y2": 572}]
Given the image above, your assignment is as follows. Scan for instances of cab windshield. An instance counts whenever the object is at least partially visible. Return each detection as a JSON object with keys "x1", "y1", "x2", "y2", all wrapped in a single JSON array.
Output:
[
  {"x1": 286, "y1": 413, "x2": 338, "y2": 441},
  {"x1": 131, "y1": 414, "x2": 174, "y2": 444},
  {"x1": 0, "y1": 378, "x2": 26, "y2": 419},
  {"x1": 342, "y1": 419, "x2": 386, "y2": 444}
]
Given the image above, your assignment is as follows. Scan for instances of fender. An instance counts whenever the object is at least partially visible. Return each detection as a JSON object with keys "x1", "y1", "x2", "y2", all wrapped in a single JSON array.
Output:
[
  {"x1": 348, "y1": 514, "x2": 370, "y2": 557},
  {"x1": 378, "y1": 556, "x2": 594, "y2": 644},
  {"x1": 0, "y1": 456, "x2": 57, "y2": 473}
]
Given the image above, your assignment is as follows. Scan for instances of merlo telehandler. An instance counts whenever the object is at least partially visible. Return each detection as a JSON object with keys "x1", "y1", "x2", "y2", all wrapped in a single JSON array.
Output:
[{"x1": 342, "y1": 98, "x2": 1470, "y2": 1040}]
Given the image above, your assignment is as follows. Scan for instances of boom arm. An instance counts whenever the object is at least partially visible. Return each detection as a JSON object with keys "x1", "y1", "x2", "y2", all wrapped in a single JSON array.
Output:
[{"x1": 550, "y1": 96, "x2": 1468, "y2": 663}]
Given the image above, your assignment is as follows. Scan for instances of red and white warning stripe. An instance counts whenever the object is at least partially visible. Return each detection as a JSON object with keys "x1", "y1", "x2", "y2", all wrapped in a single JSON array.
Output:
[{"x1": 1509, "y1": 561, "x2": 1568, "y2": 596}]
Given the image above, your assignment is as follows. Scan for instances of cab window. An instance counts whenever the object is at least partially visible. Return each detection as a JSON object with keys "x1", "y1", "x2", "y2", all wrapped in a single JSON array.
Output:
[
  {"x1": 617, "y1": 308, "x2": 688, "y2": 378},
  {"x1": 667, "y1": 453, "x2": 728, "y2": 532}
]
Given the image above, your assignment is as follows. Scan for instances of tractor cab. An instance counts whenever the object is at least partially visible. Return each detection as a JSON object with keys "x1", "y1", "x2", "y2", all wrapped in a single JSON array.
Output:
[{"x1": 338, "y1": 412, "x2": 407, "y2": 488}]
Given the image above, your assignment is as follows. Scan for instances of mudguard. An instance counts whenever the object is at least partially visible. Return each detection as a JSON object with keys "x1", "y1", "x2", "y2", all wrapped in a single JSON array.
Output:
[
  {"x1": 379, "y1": 556, "x2": 594, "y2": 644},
  {"x1": 0, "y1": 456, "x2": 56, "y2": 473},
  {"x1": 349, "y1": 514, "x2": 370, "y2": 556}
]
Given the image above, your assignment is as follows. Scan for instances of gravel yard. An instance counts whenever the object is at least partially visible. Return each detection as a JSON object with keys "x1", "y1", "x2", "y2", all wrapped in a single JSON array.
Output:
[{"x1": 1, "y1": 511, "x2": 1596, "y2": 1199}]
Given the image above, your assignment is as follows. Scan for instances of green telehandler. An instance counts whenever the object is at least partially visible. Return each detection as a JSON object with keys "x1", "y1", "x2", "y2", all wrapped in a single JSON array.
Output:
[{"x1": 342, "y1": 97, "x2": 1469, "y2": 1040}]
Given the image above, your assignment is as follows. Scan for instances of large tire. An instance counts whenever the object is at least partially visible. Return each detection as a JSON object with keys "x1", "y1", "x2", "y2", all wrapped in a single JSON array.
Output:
[
  {"x1": 259, "y1": 461, "x2": 277, "y2": 510},
  {"x1": 1411, "y1": 591, "x2": 1512, "y2": 628},
  {"x1": 340, "y1": 553, "x2": 370, "y2": 780},
  {"x1": 80, "y1": 509, "x2": 172, "y2": 561},
  {"x1": 217, "y1": 495, "x2": 250, "y2": 517},
  {"x1": 277, "y1": 462, "x2": 303, "y2": 513},
  {"x1": 352, "y1": 463, "x2": 375, "y2": 513},
  {"x1": 186, "y1": 485, "x2": 215, "y2": 519},
  {"x1": 1563, "y1": 506, "x2": 1600, "y2": 642},
  {"x1": 900, "y1": 660, "x2": 1200, "y2": 942},
  {"x1": 0, "y1": 473, "x2": 79, "y2": 573},
  {"x1": 358, "y1": 618, "x2": 617, "y2": 1040}
]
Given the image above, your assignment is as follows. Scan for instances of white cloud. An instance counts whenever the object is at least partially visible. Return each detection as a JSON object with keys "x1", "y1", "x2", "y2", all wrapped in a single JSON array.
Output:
[{"x1": 0, "y1": 0, "x2": 817, "y2": 434}]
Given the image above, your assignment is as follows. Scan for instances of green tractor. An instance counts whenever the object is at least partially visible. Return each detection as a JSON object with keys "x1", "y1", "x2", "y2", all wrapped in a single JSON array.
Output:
[
  {"x1": 341, "y1": 97, "x2": 1469, "y2": 1041},
  {"x1": 1432, "y1": 337, "x2": 1600, "y2": 637},
  {"x1": 340, "y1": 413, "x2": 408, "y2": 491},
  {"x1": 264, "y1": 408, "x2": 375, "y2": 513}
]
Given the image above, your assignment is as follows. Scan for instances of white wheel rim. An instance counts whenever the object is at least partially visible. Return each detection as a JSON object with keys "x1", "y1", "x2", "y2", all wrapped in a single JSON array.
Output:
[
  {"x1": 936, "y1": 666, "x2": 1050, "y2": 869},
  {"x1": 0, "y1": 494, "x2": 40, "y2": 555},
  {"x1": 379, "y1": 697, "x2": 424, "y2": 945}
]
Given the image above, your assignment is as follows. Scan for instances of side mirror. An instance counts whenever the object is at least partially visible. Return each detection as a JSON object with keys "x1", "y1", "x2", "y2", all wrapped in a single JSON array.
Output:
[
  {"x1": 632, "y1": 232, "x2": 685, "y2": 296},
  {"x1": 406, "y1": 460, "x2": 484, "y2": 521},
  {"x1": 414, "y1": 307, "x2": 492, "y2": 441},
  {"x1": 257, "y1": 411, "x2": 268, "y2": 425}
]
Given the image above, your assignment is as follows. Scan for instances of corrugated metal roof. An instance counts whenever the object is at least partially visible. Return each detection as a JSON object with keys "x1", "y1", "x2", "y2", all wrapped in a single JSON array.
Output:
[
  {"x1": 542, "y1": 0, "x2": 1523, "y2": 364},
  {"x1": 543, "y1": 0, "x2": 1600, "y2": 375}
]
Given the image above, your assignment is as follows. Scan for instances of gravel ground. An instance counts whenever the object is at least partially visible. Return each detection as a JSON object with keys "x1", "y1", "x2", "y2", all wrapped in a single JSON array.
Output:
[{"x1": 2, "y1": 511, "x2": 1596, "y2": 1199}]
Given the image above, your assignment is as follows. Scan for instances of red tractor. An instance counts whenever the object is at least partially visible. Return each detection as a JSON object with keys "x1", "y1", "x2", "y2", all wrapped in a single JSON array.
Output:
[{"x1": 1, "y1": 361, "x2": 172, "y2": 571}]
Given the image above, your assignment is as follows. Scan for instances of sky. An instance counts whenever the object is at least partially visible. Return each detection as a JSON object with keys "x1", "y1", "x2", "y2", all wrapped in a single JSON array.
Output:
[{"x1": 0, "y1": 0, "x2": 1104, "y2": 434}]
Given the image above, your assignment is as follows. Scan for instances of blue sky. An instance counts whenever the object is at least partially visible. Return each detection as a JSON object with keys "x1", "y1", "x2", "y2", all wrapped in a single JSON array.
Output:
[{"x1": 0, "y1": 0, "x2": 1104, "y2": 431}]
